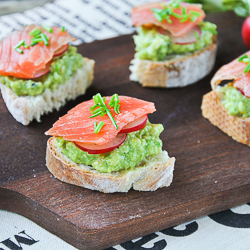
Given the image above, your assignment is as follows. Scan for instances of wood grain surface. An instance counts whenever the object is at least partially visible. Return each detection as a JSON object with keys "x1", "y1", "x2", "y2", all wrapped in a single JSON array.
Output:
[{"x1": 1, "y1": 12, "x2": 250, "y2": 250}]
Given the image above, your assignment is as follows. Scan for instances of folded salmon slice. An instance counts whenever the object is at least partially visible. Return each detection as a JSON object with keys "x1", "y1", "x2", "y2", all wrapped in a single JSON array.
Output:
[
  {"x1": 45, "y1": 96, "x2": 156, "y2": 145},
  {"x1": 211, "y1": 51, "x2": 250, "y2": 97},
  {"x1": 131, "y1": 2, "x2": 205, "y2": 37},
  {"x1": 0, "y1": 25, "x2": 76, "y2": 78},
  {"x1": 233, "y1": 74, "x2": 250, "y2": 97}
]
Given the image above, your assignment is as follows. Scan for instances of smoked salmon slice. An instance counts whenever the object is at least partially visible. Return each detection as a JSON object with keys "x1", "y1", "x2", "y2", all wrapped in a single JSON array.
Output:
[
  {"x1": 211, "y1": 51, "x2": 250, "y2": 97},
  {"x1": 0, "y1": 25, "x2": 76, "y2": 79},
  {"x1": 45, "y1": 96, "x2": 156, "y2": 145},
  {"x1": 233, "y1": 74, "x2": 250, "y2": 97},
  {"x1": 131, "y1": 2, "x2": 205, "y2": 37}
]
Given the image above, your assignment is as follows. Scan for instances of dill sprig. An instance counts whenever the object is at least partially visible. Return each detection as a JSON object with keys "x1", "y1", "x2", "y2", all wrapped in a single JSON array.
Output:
[{"x1": 239, "y1": 54, "x2": 250, "y2": 73}]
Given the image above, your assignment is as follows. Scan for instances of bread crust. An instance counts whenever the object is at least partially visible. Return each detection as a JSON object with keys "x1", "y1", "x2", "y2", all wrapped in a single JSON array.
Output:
[
  {"x1": 130, "y1": 39, "x2": 217, "y2": 88},
  {"x1": 201, "y1": 90, "x2": 250, "y2": 146},
  {"x1": 46, "y1": 137, "x2": 175, "y2": 193},
  {"x1": 0, "y1": 57, "x2": 95, "y2": 125}
]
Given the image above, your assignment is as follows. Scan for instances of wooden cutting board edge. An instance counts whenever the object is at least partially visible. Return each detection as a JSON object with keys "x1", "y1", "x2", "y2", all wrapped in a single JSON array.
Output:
[{"x1": 1, "y1": 182, "x2": 250, "y2": 250}]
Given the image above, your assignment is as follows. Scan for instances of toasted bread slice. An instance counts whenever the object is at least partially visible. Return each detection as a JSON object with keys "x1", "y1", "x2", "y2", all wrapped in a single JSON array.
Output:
[
  {"x1": 130, "y1": 40, "x2": 217, "y2": 88},
  {"x1": 201, "y1": 89, "x2": 250, "y2": 146},
  {"x1": 0, "y1": 57, "x2": 95, "y2": 125},
  {"x1": 46, "y1": 137, "x2": 175, "y2": 193}
]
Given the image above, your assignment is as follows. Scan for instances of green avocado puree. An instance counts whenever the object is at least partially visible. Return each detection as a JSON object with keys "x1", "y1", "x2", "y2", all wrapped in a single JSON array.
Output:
[
  {"x1": 133, "y1": 21, "x2": 217, "y2": 61},
  {"x1": 217, "y1": 86, "x2": 250, "y2": 118},
  {"x1": 57, "y1": 122, "x2": 164, "y2": 173},
  {"x1": 0, "y1": 46, "x2": 83, "y2": 96}
]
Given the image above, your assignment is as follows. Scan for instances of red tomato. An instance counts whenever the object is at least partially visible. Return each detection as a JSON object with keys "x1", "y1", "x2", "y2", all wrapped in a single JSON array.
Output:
[{"x1": 242, "y1": 16, "x2": 250, "y2": 48}]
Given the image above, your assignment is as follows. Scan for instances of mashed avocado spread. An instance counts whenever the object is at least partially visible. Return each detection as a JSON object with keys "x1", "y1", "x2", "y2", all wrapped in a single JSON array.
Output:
[
  {"x1": 57, "y1": 121, "x2": 164, "y2": 173},
  {"x1": 0, "y1": 46, "x2": 83, "y2": 96},
  {"x1": 217, "y1": 86, "x2": 250, "y2": 118},
  {"x1": 133, "y1": 21, "x2": 217, "y2": 61}
]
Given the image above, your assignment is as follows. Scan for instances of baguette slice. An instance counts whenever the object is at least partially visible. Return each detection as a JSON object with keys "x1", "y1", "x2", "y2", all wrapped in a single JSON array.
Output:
[
  {"x1": 0, "y1": 57, "x2": 95, "y2": 125},
  {"x1": 46, "y1": 137, "x2": 175, "y2": 193},
  {"x1": 130, "y1": 40, "x2": 217, "y2": 88},
  {"x1": 201, "y1": 89, "x2": 250, "y2": 146}
]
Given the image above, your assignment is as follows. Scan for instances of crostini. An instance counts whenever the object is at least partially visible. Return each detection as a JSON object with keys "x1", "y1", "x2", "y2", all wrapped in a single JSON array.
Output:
[
  {"x1": 129, "y1": 0, "x2": 217, "y2": 88},
  {"x1": 202, "y1": 52, "x2": 250, "y2": 146},
  {"x1": 45, "y1": 93, "x2": 175, "y2": 193},
  {"x1": 0, "y1": 25, "x2": 94, "y2": 125}
]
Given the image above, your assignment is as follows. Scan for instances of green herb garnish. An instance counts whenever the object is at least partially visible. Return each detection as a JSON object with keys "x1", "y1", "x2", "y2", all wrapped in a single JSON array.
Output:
[
  {"x1": 30, "y1": 37, "x2": 43, "y2": 46},
  {"x1": 14, "y1": 25, "x2": 59, "y2": 53},
  {"x1": 29, "y1": 26, "x2": 50, "y2": 46},
  {"x1": 42, "y1": 25, "x2": 53, "y2": 33},
  {"x1": 14, "y1": 40, "x2": 25, "y2": 49},
  {"x1": 14, "y1": 40, "x2": 29, "y2": 53},
  {"x1": 29, "y1": 27, "x2": 42, "y2": 37},
  {"x1": 61, "y1": 26, "x2": 65, "y2": 32},
  {"x1": 94, "y1": 121, "x2": 105, "y2": 134},
  {"x1": 90, "y1": 93, "x2": 120, "y2": 133},
  {"x1": 31, "y1": 37, "x2": 42, "y2": 43},
  {"x1": 104, "y1": 106, "x2": 118, "y2": 129},
  {"x1": 190, "y1": 10, "x2": 202, "y2": 16},
  {"x1": 152, "y1": 1, "x2": 180, "y2": 23},
  {"x1": 30, "y1": 42, "x2": 38, "y2": 46},
  {"x1": 239, "y1": 54, "x2": 250, "y2": 73},
  {"x1": 40, "y1": 33, "x2": 49, "y2": 46},
  {"x1": 151, "y1": 0, "x2": 202, "y2": 24},
  {"x1": 15, "y1": 47, "x2": 23, "y2": 53},
  {"x1": 239, "y1": 54, "x2": 248, "y2": 62},
  {"x1": 109, "y1": 93, "x2": 120, "y2": 114},
  {"x1": 90, "y1": 107, "x2": 106, "y2": 118}
]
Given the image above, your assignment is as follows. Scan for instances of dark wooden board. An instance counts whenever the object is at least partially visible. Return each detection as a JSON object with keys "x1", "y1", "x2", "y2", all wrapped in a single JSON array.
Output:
[{"x1": 1, "y1": 12, "x2": 250, "y2": 250}]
